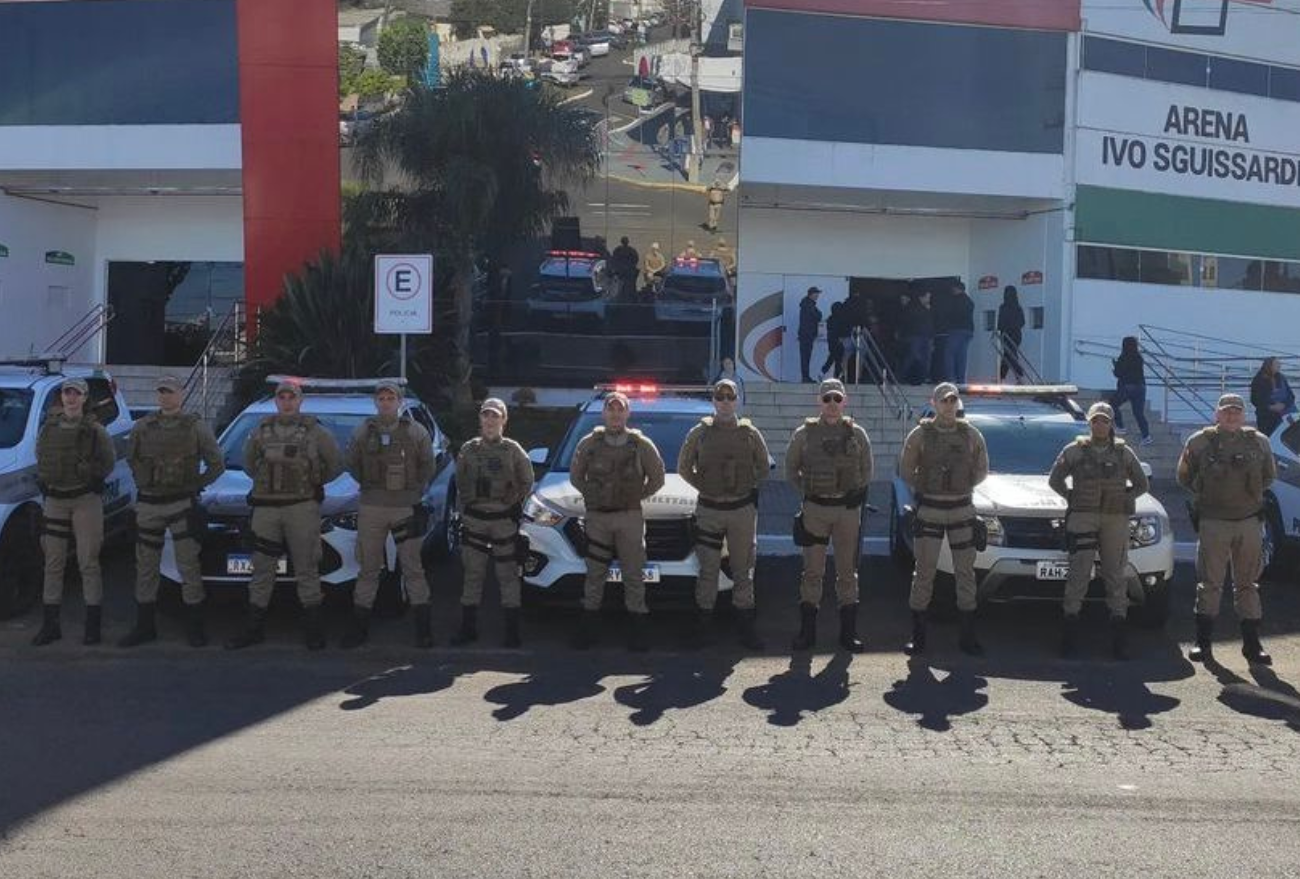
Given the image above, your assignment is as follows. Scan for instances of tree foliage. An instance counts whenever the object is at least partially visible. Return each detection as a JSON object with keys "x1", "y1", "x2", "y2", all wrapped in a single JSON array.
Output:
[
  {"x1": 377, "y1": 17, "x2": 430, "y2": 79},
  {"x1": 338, "y1": 44, "x2": 366, "y2": 99},
  {"x1": 448, "y1": 0, "x2": 584, "y2": 41}
]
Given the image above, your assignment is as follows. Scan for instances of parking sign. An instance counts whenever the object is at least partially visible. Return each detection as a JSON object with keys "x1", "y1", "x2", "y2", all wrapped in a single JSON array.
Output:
[{"x1": 374, "y1": 254, "x2": 433, "y2": 334}]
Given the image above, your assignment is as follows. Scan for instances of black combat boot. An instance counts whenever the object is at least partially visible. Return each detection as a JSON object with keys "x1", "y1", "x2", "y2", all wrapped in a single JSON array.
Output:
[
  {"x1": 737, "y1": 608, "x2": 764, "y2": 651},
  {"x1": 1188, "y1": 614, "x2": 1214, "y2": 663},
  {"x1": 224, "y1": 605, "x2": 267, "y2": 650},
  {"x1": 838, "y1": 604, "x2": 866, "y2": 654},
  {"x1": 903, "y1": 610, "x2": 927, "y2": 656},
  {"x1": 685, "y1": 607, "x2": 713, "y2": 649},
  {"x1": 32, "y1": 603, "x2": 62, "y2": 647},
  {"x1": 1109, "y1": 615, "x2": 1129, "y2": 661},
  {"x1": 413, "y1": 603, "x2": 433, "y2": 649},
  {"x1": 1241, "y1": 620, "x2": 1272, "y2": 666},
  {"x1": 571, "y1": 610, "x2": 600, "y2": 650},
  {"x1": 340, "y1": 606, "x2": 372, "y2": 650},
  {"x1": 82, "y1": 605, "x2": 102, "y2": 646},
  {"x1": 186, "y1": 602, "x2": 208, "y2": 648},
  {"x1": 451, "y1": 605, "x2": 479, "y2": 646},
  {"x1": 303, "y1": 606, "x2": 326, "y2": 651},
  {"x1": 958, "y1": 611, "x2": 984, "y2": 657},
  {"x1": 1060, "y1": 614, "x2": 1081, "y2": 659},
  {"x1": 628, "y1": 612, "x2": 650, "y2": 653},
  {"x1": 791, "y1": 603, "x2": 818, "y2": 651},
  {"x1": 118, "y1": 602, "x2": 158, "y2": 648},
  {"x1": 503, "y1": 608, "x2": 522, "y2": 648}
]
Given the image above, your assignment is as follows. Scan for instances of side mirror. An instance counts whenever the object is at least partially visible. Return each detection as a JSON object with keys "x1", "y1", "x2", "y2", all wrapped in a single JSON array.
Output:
[{"x1": 528, "y1": 447, "x2": 549, "y2": 466}]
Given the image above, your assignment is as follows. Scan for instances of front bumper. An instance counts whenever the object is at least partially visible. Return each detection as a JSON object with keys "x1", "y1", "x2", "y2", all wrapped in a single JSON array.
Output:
[{"x1": 160, "y1": 515, "x2": 360, "y2": 588}]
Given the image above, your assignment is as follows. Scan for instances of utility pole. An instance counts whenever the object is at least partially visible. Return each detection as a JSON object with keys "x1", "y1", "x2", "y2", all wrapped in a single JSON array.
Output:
[
  {"x1": 688, "y1": 0, "x2": 703, "y2": 183},
  {"x1": 524, "y1": 0, "x2": 535, "y2": 55}
]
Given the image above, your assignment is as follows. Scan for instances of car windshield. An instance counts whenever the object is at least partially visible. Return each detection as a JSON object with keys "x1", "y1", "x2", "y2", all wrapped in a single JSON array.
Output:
[
  {"x1": 219, "y1": 411, "x2": 369, "y2": 471},
  {"x1": 552, "y1": 410, "x2": 701, "y2": 473},
  {"x1": 0, "y1": 388, "x2": 34, "y2": 450},
  {"x1": 540, "y1": 256, "x2": 599, "y2": 278},
  {"x1": 968, "y1": 415, "x2": 1085, "y2": 474}
]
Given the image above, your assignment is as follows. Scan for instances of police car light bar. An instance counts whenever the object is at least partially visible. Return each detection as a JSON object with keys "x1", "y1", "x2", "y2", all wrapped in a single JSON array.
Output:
[
  {"x1": 593, "y1": 383, "x2": 715, "y2": 396},
  {"x1": 547, "y1": 250, "x2": 602, "y2": 259},
  {"x1": 0, "y1": 353, "x2": 69, "y2": 374},
  {"x1": 266, "y1": 375, "x2": 408, "y2": 392},
  {"x1": 960, "y1": 384, "x2": 1078, "y2": 396}
]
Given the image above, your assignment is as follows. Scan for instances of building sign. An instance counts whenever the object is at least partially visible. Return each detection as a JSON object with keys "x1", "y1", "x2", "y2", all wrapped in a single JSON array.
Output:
[
  {"x1": 978, "y1": 275, "x2": 999, "y2": 290},
  {"x1": 1077, "y1": 72, "x2": 1300, "y2": 209},
  {"x1": 1084, "y1": 0, "x2": 1300, "y2": 67},
  {"x1": 1021, "y1": 271, "x2": 1044, "y2": 285},
  {"x1": 44, "y1": 250, "x2": 74, "y2": 266}
]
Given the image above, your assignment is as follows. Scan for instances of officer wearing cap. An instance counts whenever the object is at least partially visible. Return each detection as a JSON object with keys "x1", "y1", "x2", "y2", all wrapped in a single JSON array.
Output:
[
  {"x1": 785, "y1": 378, "x2": 873, "y2": 652},
  {"x1": 226, "y1": 380, "x2": 342, "y2": 651},
  {"x1": 451, "y1": 397, "x2": 534, "y2": 648},
  {"x1": 1049, "y1": 401, "x2": 1150, "y2": 659},
  {"x1": 340, "y1": 379, "x2": 437, "y2": 649},
  {"x1": 31, "y1": 377, "x2": 117, "y2": 646},
  {"x1": 900, "y1": 382, "x2": 990, "y2": 656},
  {"x1": 570, "y1": 390, "x2": 666, "y2": 651},
  {"x1": 1177, "y1": 392, "x2": 1277, "y2": 666},
  {"x1": 119, "y1": 375, "x2": 224, "y2": 648},
  {"x1": 677, "y1": 378, "x2": 770, "y2": 650}
]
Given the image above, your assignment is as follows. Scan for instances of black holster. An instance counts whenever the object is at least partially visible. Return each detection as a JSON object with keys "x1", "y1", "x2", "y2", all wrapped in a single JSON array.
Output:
[
  {"x1": 972, "y1": 518, "x2": 989, "y2": 552},
  {"x1": 793, "y1": 512, "x2": 812, "y2": 547}
]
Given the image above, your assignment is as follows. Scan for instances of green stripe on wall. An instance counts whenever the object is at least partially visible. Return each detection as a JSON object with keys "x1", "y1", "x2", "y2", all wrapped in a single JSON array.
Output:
[{"x1": 1075, "y1": 186, "x2": 1300, "y2": 261}]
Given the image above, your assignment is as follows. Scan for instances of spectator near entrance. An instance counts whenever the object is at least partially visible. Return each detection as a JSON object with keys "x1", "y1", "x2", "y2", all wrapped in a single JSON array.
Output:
[
  {"x1": 797, "y1": 286, "x2": 823, "y2": 384},
  {"x1": 820, "y1": 301, "x2": 848, "y2": 380},
  {"x1": 610, "y1": 236, "x2": 639, "y2": 300},
  {"x1": 1251, "y1": 356, "x2": 1296, "y2": 436},
  {"x1": 997, "y1": 285, "x2": 1027, "y2": 382},
  {"x1": 1110, "y1": 336, "x2": 1153, "y2": 445},
  {"x1": 943, "y1": 281, "x2": 974, "y2": 384},
  {"x1": 898, "y1": 289, "x2": 934, "y2": 385}
]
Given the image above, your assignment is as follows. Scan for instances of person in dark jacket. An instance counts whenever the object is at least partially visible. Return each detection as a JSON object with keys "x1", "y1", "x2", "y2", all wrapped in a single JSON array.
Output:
[
  {"x1": 1251, "y1": 356, "x2": 1296, "y2": 437},
  {"x1": 996, "y1": 285, "x2": 1027, "y2": 382},
  {"x1": 929, "y1": 288, "x2": 951, "y2": 382},
  {"x1": 820, "y1": 301, "x2": 848, "y2": 380},
  {"x1": 610, "y1": 236, "x2": 639, "y2": 300},
  {"x1": 898, "y1": 289, "x2": 934, "y2": 385},
  {"x1": 797, "y1": 287, "x2": 822, "y2": 383},
  {"x1": 943, "y1": 281, "x2": 975, "y2": 383},
  {"x1": 1110, "y1": 336, "x2": 1152, "y2": 445}
]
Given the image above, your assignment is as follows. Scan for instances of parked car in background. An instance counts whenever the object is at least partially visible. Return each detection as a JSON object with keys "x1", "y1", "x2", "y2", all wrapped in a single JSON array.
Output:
[
  {"x1": 654, "y1": 257, "x2": 734, "y2": 324},
  {"x1": 526, "y1": 250, "x2": 615, "y2": 322},
  {"x1": 623, "y1": 76, "x2": 668, "y2": 108}
]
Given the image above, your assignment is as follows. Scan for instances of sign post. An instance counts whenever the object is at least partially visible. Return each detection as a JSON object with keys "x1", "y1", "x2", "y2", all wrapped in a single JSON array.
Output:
[{"x1": 374, "y1": 254, "x2": 434, "y2": 380}]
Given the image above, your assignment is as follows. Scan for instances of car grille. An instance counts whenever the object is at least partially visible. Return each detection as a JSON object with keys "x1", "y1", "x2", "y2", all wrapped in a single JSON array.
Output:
[
  {"x1": 563, "y1": 517, "x2": 694, "y2": 562},
  {"x1": 1000, "y1": 516, "x2": 1066, "y2": 551},
  {"x1": 198, "y1": 513, "x2": 339, "y2": 577}
]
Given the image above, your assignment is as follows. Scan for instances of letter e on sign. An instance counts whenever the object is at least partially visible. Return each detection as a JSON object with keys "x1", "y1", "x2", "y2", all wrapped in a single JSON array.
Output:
[{"x1": 374, "y1": 254, "x2": 433, "y2": 334}]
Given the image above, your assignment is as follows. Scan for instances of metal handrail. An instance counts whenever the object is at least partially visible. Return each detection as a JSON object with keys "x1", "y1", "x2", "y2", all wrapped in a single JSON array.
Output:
[
  {"x1": 44, "y1": 303, "x2": 115, "y2": 359},
  {"x1": 987, "y1": 330, "x2": 1045, "y2": 385},
  {"x1": 850, "y1": 326, "x2": 913, "y2": 439},
  {"x1": 182, "y1": 301, "x2": 246, "y2": 421}
]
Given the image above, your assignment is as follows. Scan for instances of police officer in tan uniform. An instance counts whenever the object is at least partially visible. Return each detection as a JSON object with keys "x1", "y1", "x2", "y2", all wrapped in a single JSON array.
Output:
[
  {"x1": 786, "y1": 378, "x2": 873, "y2": 653},
  {"x1": 120, "y1": 375, "x2": 224, "y2": 648},
  {"x1": 341, "y1": 379, "x2": 436, "y2": 649},
  {"x1": 570, "y1": 391, "x2": 666, "y2": 652},
  {"x1": 1177, "y1": 392, "x2": 1276, "y2": 666},
  {"x1": 452, "y1": 397, "x2": 534, "y2": 648},
  {"x1": 1049, "y1": 401, "x2": 1149, "y2": 660},
  {"x1": 642, "y1": 242, "x2": 668, "y2": 291},
  {"x1": 900, "y1": 382, "x2": 990, "y2": 657},
  {"x1": 226, "y1": 380, "x2": 343, "y2": 651},
  {"x1": 677, "y1": 378, "x2": 770, "y2": 650},
  {"x1": 31, "y1": 377, "x2": 117, "y2": 647}
]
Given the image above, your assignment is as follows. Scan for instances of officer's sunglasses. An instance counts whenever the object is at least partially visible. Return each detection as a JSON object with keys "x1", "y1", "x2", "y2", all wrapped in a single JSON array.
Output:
[
  {"x1": 821, "y1": 393, "x2": 844, "y2": 403},
  {"x1": 713, "y1": 391, "x2": 737, "y2": 402}
]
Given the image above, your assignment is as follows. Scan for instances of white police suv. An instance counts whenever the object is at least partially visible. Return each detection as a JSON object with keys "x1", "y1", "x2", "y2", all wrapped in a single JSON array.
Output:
[
  {"x1": 1262, "y1": 411, "x2": 1300, "y2": 579},
  {"x1": 0, "y1": 356, "x2": 137, "y2": 619},
  {"x1": 160, "y1": 377, "x2": 456, "y2": 609},
  {"x1": 520, "y1": 384, "x2": 735, "y2": 602},
  {"x1": 889, "y1": 385, "x2": 1175, "y2": 625}
]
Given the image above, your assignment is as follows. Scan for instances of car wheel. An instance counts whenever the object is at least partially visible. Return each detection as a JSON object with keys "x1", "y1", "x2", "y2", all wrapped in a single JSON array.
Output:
[
  {"x1": 0, "y1": 508, "x2": 43, "y2": 620},
  {"x1": 1132, "y1": 576, "x2": 1170, "y2": 629},
  {"x1": 426, "y1": 492, "x2": 460, "y2": 561},
  {"x1": 889, "y1": 492, "x2": 913, "y2": 570}
]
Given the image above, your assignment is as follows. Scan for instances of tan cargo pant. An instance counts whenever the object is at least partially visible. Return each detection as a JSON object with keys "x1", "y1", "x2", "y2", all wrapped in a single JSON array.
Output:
[
  {"x1": 693, "y1": 502, "x2": 757, "y2": 611},
  {"x1": 460, "y1": 512, "x2": 522, "y2": 609},
  {"x1": 354, "y1": 504, "x2": 430, "y2": 609},
  {"x1": 582, "y1": 509, "x2": 649, "y2": 614},
  {"x1": 1195, "y1": 516, "x2": 1264, "y2": 620},
  {"x1": 1064, "y1": 511, "x2": 1130, "y2": 616},
  {"x1": 41, "y1": 493, "x2": 104, "y2": 605},
  {"x1": 908, "y1": 502, "x2": 978, "y2": 613},
  {"x1": 249, "y1": 501, "x2": 322, "y2": 609},
  {"x1": 135, "y1": 498, "x2": 204, "y2": 604},
  {"x1": 798, "y1": 500, "x2": 861, "y2": 607}
]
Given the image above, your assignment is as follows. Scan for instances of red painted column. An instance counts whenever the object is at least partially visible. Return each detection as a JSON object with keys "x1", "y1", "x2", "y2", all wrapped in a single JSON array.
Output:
[{"x1": 236, "y1": 0, "x2": 341, "y2": 334}]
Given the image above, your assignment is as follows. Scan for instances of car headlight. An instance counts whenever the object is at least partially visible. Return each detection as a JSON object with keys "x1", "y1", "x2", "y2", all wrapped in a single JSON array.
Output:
[
  {"x1": 322, "y1": 512, "x2": 359, "y2": 533},
  {"x1": 522, "y1": 493, "x2": 565, "y2": 527},
  {"x1": 977, "y1": 514, "x2": 1004, "y2": 547},
  {"x1": 1129, "y1": 515, "x2": 1162, "y2": 548}
]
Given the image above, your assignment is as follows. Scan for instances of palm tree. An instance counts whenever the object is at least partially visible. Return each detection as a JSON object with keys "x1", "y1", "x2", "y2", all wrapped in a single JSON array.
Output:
[{"x1": 353, "y1": 69, "x2": 602, "y2": 405}]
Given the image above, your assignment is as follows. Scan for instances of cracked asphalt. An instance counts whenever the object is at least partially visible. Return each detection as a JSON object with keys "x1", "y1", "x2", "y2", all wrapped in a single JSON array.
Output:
[{"x1": 1, "y1": 548, "x2": 1298, "y2": 877}]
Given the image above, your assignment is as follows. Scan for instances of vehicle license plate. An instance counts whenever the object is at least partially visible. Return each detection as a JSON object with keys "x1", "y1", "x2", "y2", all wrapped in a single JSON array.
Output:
[
  {"x1": 226, "y1": 554, "x2": 287, "y2": 575},
  {"x1": 1036, "y1": 560, "x2": 1070, "y2": 581},
  {"x1": 607, "y1": 563, "x2": 661, "y2": 583}
]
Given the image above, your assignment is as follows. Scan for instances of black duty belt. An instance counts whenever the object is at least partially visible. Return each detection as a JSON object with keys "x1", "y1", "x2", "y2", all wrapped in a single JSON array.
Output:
[
  {"x1": 697, "y1": 491, "x2": 758, "y2": 511},
  {"x1": 590, "y1": 506, "x2": 638, "y2": 514},
  {"x1": 44, "y1": 486, "x2": 93, "y2": 500},
  {"x1": 137, "y1": 491, "x2": 194, "y2": 506},
  {"x1": 249, "y1": 496, "x2": 316, "y2": 508},
  {"x1": 465, "y1": 506, "x2": 516, "y2": 521},
  {"x1": 807, "y1": 493, "x2": 865, "y2": 508},
  {"x1": 916, "y1": 494, "x2": 973, "y2": 510}
]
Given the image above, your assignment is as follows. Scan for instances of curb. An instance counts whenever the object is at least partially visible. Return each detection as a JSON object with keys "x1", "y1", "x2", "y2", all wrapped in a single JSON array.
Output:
[{"x1": 606, "y1": 174, "x2": 706, "y2": 194}]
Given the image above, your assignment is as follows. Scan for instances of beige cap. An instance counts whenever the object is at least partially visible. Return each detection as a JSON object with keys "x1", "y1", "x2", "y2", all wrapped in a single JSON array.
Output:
[
  {"x1": 375, "y1": 379, "x2": 403, "y2": 397},
  {"x1": 274, "y1": 380, "x2": 303, "y2": 398},
  {"x1": 1087, "y1": 401, "x2": 1114, "y2": 421},
  {"x1": 713, "y1": 378, "x2": 739, "y2": 394},
  {"x1": 933, "y1": 382, "x2": 960, "y2": 401},
  {"x1": 1217, "y1": 393, "x2": 1246, "y2": 411},
  {"x1": 604, "y1": 391, "x2": 630, "y2": 409},
  {"x1": 819, "y1": 378, "x2": 846, "y2": 397},
  {"x1": 480, "y1": 397, "x2": 507, "y2": 417},
  {"x1": 60, "y1": 377, "x2": 88, "y2": 395},
  {"x1": 156, "y1": 375, "x2": 183, "y2": 393}
]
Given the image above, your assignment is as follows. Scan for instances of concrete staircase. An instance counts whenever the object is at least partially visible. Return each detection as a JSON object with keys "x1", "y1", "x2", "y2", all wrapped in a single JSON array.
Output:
[{"x1": 109, "y1": 364, "x2": 239, "y2": 426}]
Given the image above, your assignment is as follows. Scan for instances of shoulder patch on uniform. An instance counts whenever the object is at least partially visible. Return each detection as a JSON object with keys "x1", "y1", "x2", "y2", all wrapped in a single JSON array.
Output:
[
  {"x1": 803, "y1": 417, "x2": 819, "y2": 428},
  {"x1": 738, "y1": 417, "x2": 753, "y2": 429},
  {"x1": 702, "y1": 416, "x2": 714, "y2": 428}
]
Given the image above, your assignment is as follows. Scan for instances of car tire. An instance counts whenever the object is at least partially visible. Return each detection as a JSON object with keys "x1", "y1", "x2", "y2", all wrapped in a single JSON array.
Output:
[
  {"x1": 425, "y1": 490, "x2": 460, "y2": 561},
  {"x1": 0, "y1": 507, "x2": 43, "y2": 620},
  {"x1": 889, "y1": 492, "x2": 913, "y2": 570},
  {"x1": 1132, "y1": 576, "x2": 1170, "y2": 629}
]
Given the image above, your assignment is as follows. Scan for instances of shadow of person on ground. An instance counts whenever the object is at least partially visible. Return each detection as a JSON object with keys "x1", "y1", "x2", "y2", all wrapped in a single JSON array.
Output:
[
  {"x1": 613, "y1": 655, "x2": 734, "y2": 726},
  {"x1": 483, "y1": 666, "x2": 607, "y2": 721},
  {"x1": 1207, "y1": 659, "x2": 1300, "y2": 732},
  {"x1": 1060, "y1": 669, "x2": 1180, "y2": 731},
  {"x1": 339, "y1": 662, "x2": 461, "y2": 711},
  {"x1": 883, "y1": 658, "x2": 989, "y2": 732},
  {"x1": 742, "y1": 651, "x2": 853, "y2": 727}
]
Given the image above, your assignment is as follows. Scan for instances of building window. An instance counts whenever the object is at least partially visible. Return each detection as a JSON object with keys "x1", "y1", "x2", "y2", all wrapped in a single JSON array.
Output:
[
  {"x1": 1200, "y1": 255, "x2": 1260, "y2": 290},
  {"x1": 106, "y1": 261, "x2": 244, "y2": 366},
  {"x1": 1138, "y1": 251, "x2": 1194, "y2": 286},
  {"x1": 1077, "y1": 246, "x2": 1300, "y2": 295},
  {"x1": 1146, "y1": 46, "x2": 1207, "y2": 87},
  {"x1": 1271, "y1": 66, "x2": 1300, "y2": 102},
  {"x1": 1083, "y1": 35, "x2": 1300, "y2": 104},
  {"x1": 1264, "y1": 261, "x2": 1300, "y2": 294},
  {"x1": 1209, "y1": 56, "x2": 1269, "y2": 96},
  {"x1": 1083, "y1": 36, "x2": 1145, "y2": 78},
  {"x1": 1077, "y1": 245, "x2": 1139, "y2": 282},
  {"x1": 1030, "y1": 307, "x2": 1044, "y2": 330}
]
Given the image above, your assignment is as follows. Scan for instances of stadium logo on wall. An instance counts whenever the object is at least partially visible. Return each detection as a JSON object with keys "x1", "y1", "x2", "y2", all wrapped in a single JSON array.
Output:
[{"x1": 1140, "y1": 0, "x2": 1297, "y2": 37}]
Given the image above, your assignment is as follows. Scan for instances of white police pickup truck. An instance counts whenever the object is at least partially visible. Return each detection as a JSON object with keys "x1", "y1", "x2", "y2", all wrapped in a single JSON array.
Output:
[
  {"x1": 0, "y1": 357, "x2": 137, "y2": 619},
  {"x1": 888, "y1": 385, "x2": 1175, "y2": 626}
]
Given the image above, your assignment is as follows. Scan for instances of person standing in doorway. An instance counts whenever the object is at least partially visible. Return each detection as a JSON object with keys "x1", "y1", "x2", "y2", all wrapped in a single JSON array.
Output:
[
  {"x1": 797, "y1": 286, "x2": 823, "y2": 384},
  {"x1": 929, "y1": 287, "x2": 952, "y2": 382},
  {"x1": 820, "y1": 301, "x2": 848, "y2": 381},
  {"x1": 944, "y1": 281, "x2": 975, "y2": 384},
  {"x1": 611, "y1": 236, "x2": 640, "y2": 301},
  {"x1": 898, "y1": 289, "x2": 934, "y2": 385},
  {"x1": 1250, "y1": 356, "x2": 1296, "y2": 437},
  {"x1": 997, "y1": 285, "x2": 1027, "y2": 382},
  {"x1": 1110, "y1": 336, "x2": 1153, "y2": 445}
]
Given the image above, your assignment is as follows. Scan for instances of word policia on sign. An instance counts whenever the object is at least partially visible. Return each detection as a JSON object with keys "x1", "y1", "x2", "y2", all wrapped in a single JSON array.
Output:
[{"x1": 1102, "y1": 105, "x2": 1300, "y2": 188}]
